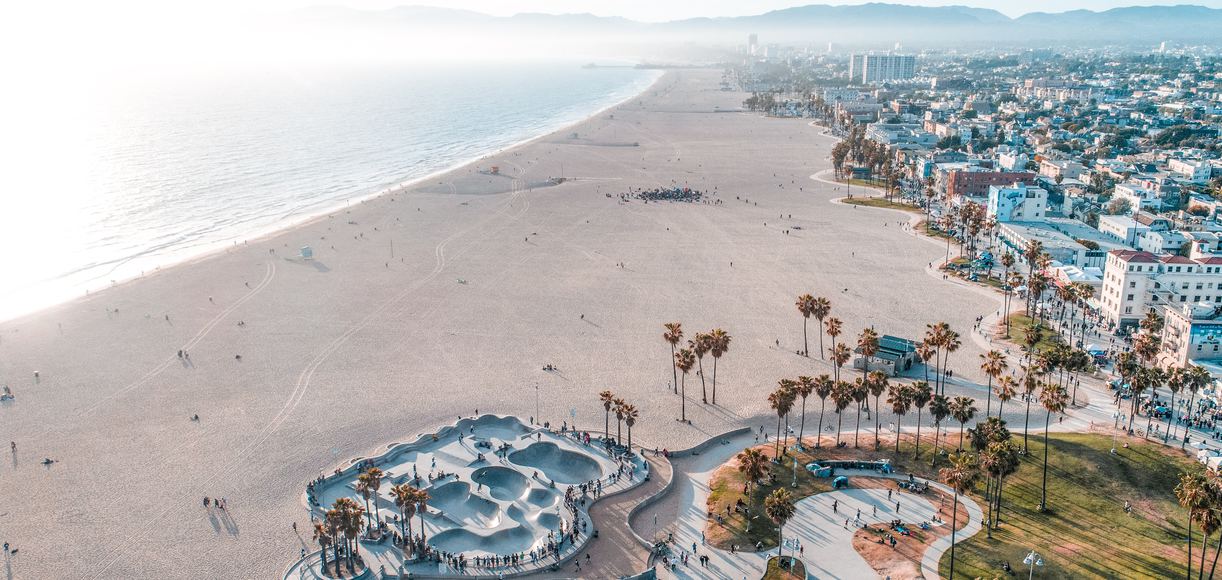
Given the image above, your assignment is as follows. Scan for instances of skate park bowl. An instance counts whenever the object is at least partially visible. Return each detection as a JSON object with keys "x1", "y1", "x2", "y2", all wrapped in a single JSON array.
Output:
[
  {"x1": 429, "y1": 481, "x2": 502, "y2": 528},
  {"x1": 508, "y1": 441, "x2": 602, "y2": 484},
  {"x1": 471, "y1": 465, "x2": 530, "y2": 501}
]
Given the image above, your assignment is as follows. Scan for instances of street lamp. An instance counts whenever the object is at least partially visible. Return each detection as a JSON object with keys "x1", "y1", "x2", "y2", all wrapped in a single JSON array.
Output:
[
  {"x1": 534, "y1": 383, "x2": 540, "y2": 425},
  {"x1": 1024, "y1": 549, "x2": 1044, "y2": 579}
]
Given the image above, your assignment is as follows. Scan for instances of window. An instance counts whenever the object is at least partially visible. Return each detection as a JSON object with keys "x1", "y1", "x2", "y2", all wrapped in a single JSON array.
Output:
[
  {"x1": 1130, "y1": 281, "x2": 1136, "y2": 288},
  {"x1": 1125, "y1": 306, "x2": 1133, "y2": 314},
  {"x1": 1182, "y1": 296, "x2": 1189, "y2": 302},
  {"x1": 1127, "y1": 294, "x2": 1134, "y2": 301}
]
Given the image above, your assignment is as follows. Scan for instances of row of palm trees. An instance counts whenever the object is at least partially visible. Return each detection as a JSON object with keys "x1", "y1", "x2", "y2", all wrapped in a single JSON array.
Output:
[
  {"x1": 1176, "y1": 469, "x2": 1222, "y2": 580},
  {"x1": 314, "y1": 467, "x2": 432, "y2": 570},
  {"x1": 599, "y1": 390, "x2": 640, "y2": 450},
  {"x1": 662, "y1": 323, "x2": 731, "y2": 421}
]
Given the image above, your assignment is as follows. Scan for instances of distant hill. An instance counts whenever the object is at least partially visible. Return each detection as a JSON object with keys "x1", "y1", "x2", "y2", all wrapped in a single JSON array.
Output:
[{"x1": 288, "y1": 3, "x2": 1222, "y2": 47}]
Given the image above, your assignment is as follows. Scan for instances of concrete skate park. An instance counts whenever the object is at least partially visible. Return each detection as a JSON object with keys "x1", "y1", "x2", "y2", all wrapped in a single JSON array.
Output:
[{"x1": 287, "y1": 415, "x2": 646, "y2": 578}]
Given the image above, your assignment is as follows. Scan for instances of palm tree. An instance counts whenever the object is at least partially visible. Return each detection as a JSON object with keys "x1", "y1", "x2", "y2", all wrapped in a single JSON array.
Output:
[
  {"x1": 324, "y1": 507, "x2": 343, "y2": 569},
  {"x1": 983, "y1": 439, "x2": 1019, "y2": 535},
  {"x1": 924, "y1": 323, "x2": 949, "y2": 392},
  {"x1": 765, "y1": 489, "x2": 797, "y2": 560},
  {"x1": 888, "y1": 383, "x2": 913, "y2": 454},
  {"x1": 663, "y1": 322, "x2": 683, "y2": 394},
  {"x1": 995, "y1": 375, "x2": 1018, "y2": 418},
  {"x1": 851, "y1": 378, "x2": 869, "y2": 449},
  {"x1": 365, "y1": 467, "x2": 385, "y2": 531},
  {"x1": 708, "y1": 328, "x2": 731, "y2": 405},
  {"x1": 313, "y1": 521, "x2": 333, "y2": 571},
  {"x1": 1021, "y1": 370, "x2": 1040, "y2": 452},
  {"x1": 1038, "y1": 383, "x2": 1069, "y2": 511},
  {"x1": 414, "y1": 489, "x2": 430, "y2": 543},
  {"x1": 910, "y1": 381, "x2": 932, "y2": 459},
  {"x1": 390, "y1": 484, "x2": 415, "y2": 541},
  {"x1": 915, "y1": 341, "x2": 935, "y2": 384},
  {"x1": 830, "y1": 343, "x2": 851, "y2": 382},
  {"x1": 1184, "y1": 365, "x2": 1211, "y2": 449},
  {"x1": 614, "y1": 398, "x2": 627, "y2": 445},
  {"x1": 600, "y1": 390, "x2": 615, "y2": 440},
  {"x1": 623, "y1": 403, "x2": 639, "y2": 450},
  {"x1": 1177, "y1": 470, "x2": 1210, "y2": 580},
  {"x1": 737, "y1": 448, "x2": 770, "y2": 494},
  {"x1": 1196, "y1": 490, "x2": 1221, "y2": 580},
  {"x1": 832, "y1": 381, "x2": 853, "y2": 447},
  {"x1": 794, "y1": 376, "x2": 815, "y2": 448},
  {"x1": 1165, "y1": 366, "x2": 1185, "y2": 444},
  {"x1": 675, "y1": 348, "x2": 695, "y2": 422},
  {"x1": 941, "y1": 331, "x2": 962, "y2": 395},
  {"x1": 930, "y1": 394, "x2": 951, "y2": 465},
  {"x1": 812, "y1": 297, "x2": 831, "y2": 359},
  {"x1": 341, "y1": 499, "x2": 365, "y2": 569},
  {"x1": 868, "y1": 370, "x2": 889, "y2": 450},
  {"x1": 796, "y1": 294, "x2": 815, "y2": 356},
  {"x1": 355, "y1": 473, "x2": 375, "y2": 531},
  {"x1": 857, "y1": 328, "x2": 880, "y2": 385},
  {"x1": 950, "y1": 396, "x2": 977, "y2": 451},
  {"x1": 691, "y1": 333, "x2": 712, "y2": 403},
  {"x1": 769, "y1": 381, "x2": 797, "y2": 459},
  {"x1": 980, "y1": 350, "x2": 1007, "y2": 417},
  {"x1": 825, "y1": 317, "x2": 843, "y2": 357},
  {"x1": 813, "y1": 375, "x2": 834, "y2": 449},
  {"x1": 941, "y1": 451, "x2": 982, "y2": 580}
]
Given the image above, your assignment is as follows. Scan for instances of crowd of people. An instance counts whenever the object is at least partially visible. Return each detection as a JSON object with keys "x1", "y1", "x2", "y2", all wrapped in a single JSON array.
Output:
[{"x1": 622, "y1": 186, "x2": 711, "y2": 203}]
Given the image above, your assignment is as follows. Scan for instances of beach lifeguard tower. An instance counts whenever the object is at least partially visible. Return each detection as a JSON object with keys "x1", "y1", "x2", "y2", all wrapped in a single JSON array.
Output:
[{"x1": 300, "y1": 245, "x2": 314, "y2": 261}]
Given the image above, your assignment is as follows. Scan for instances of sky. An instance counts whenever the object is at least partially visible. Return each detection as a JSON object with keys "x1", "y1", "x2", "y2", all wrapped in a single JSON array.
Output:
[{"x1": 254, "y1": 0, "x2": 1222, "y2": 20}]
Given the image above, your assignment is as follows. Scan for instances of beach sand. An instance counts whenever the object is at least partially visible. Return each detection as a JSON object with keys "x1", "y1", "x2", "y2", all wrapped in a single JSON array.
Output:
[{"x1": 0, "y1": 69, "x2": 997, "y2": 578}]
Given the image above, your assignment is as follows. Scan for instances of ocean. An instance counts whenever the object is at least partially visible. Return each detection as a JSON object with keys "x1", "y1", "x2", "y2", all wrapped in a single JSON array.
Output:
[{"x1": 0, "y1": 61, "x2": 661, "y2": 322}]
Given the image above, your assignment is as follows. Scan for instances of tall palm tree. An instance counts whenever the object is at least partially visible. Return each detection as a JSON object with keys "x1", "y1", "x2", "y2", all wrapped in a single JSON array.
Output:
[
  {"x1": 600, "y1": 390, "x2": 615, "y2": 440},
  {"x1": 915, "y1": 341, "x2": 935, "y2": 385},
  {"x1": 924, "y1": 323, "x2": 949, "y2": 392},
  {"x1": 995, "y1": 375, "x2": 1018, "y2": 418},
  {"x1": 832, "y1": 381, "x2": 853, "y2": 447},
  {"x1": 830, "y1": 343, "x2": 851, "y2": 382},
  {"x1": 794, "y1": 376, "x2": 816, "y2": 448},
  {"x1": 675, "y1": 348, "x2": 695, "y2": 422},
  {"x1": 851, "y1": 377, "x2": 869, "y2": 449},
  {"x1": 857, "y1": 328, "x2": 880, "y2": 386},
  {"x1": 390, "y1": 484, "x2": 416, "y2": 540},
  {"x1": 765, "y1": 489, "x2": 796, "y2": 559},
  {"x1": 691, "y1": 333, "x2": 712, "y2": 403},
  {"x1": 623, "y1": 403, "x2": 639, "y2": 450},
  {"x1": 769, "y1": 381, "x2": 797, "y2": 459},
  {"x1": 614, "y1": 398, "x2": 627, "y2": 445},
  {"x1": 950, "y1": 396, "x2": 978, "y2": 451},
  {"x1": 341, "y1": 499, "x2": 365, "y2": 568},
  {"x1": 414, "y1": 489, "x2": 430, "y2": 543},
  {"x1": 868, "y1": 370, "x2": 889, "y2": 450},
  {"x1": 982, "y1": 438, "x2": 1019, "y2": 536},
  {"x1": 708, "y1": 328, "x2": 731, "y2": 405},
  {"x1": 930, "y1": 394, "x2": 951, "y2": 465},
  {"x1": 663, "y1": 322, "x2": 684, "y2": 394},
  {"x1": 313, "y1": 521, "x2": 333, "y2": 571},
  {"x1": 813, "y1": 375, "x2": 834, "y2": 449},
  {"x1": 1177, "y1": 471, "x2": 1210, "y2": 580},
  {"x1": 911, "y1": 381, "x2": 932, "y2": 459},
  {"x1": 825, "y1": 317, "x2": 843, "y2": 357},
  {"x1": 1038, "y1": 383, "x2": 1068, "y2": 511},
  {"x1": 355, "y1": 473, "x2": 375, "y2": 531},
  {"x1": 1184, "y1": 365, "x2": 1211, "y2": 449},
  {"x1": 1196, "y1": 491, "x2": 1221, "y2": 580},
  {"x1": 888, "y1": 383, "x2": 913, "y2": 454},
  {"x1": 941, "y1": 451, "x2": 982, "y2": 580},
  {"x1": 796, "y1": 294, "x2": 816, "y2": 356},
  {"x1": 1166, "y1": 366, "x2": 1185, "y2": 445},
  {"x1": 980, "y1": 350, "x2": 1007, "y2": 417},
  {"x1": 737, "y1": 448, "x2": 770, "y2": 494},
  {"x1": 941, "y1": 331, "x2": 962, "y2": 395},
  {"x1": 325, "y1": 506, "x2": 344, "y2": 569},
  {"x1": 812, "y1": 297, "x2": 831, "y2": 359},
  {"x1": 366, "y1": 467, "x2": 384, "y2": 530},
  {"x1": 1020, "y1": 369, "x2": 1041, "y2": 452}
]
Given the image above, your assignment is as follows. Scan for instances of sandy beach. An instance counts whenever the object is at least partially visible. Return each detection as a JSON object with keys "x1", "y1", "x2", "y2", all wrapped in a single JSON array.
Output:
[{"x1": 0, "y1": 69, "x2": 999, "y2": 579}]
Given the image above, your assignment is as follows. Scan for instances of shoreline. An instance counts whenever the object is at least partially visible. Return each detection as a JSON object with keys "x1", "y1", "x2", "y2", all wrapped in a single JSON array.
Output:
[{"x1": 0, "y1": 68, "x2": 665, "y2": 325}]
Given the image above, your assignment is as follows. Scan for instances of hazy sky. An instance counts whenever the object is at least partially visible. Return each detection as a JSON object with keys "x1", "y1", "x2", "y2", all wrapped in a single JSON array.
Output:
[{"x1": 272, "y1": 0, "x2": 1222, "y2": 20}]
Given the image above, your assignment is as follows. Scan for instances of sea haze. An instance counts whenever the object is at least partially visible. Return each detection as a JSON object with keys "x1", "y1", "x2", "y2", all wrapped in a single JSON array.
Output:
[{"x1": 0, "y1": 61, "x2": 660, "y2": 321}]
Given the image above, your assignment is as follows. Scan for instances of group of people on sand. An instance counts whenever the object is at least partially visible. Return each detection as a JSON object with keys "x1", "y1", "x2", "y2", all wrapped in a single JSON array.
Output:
[
  {"x1": 623, "y1": 186, "x2": 710, "y2": 203},
  {"x1": 203, "y1": 496, "x2": 229, "y2": 510}
]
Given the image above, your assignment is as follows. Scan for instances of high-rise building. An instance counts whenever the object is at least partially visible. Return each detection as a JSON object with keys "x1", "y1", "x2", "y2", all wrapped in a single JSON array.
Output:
[
  {"x1": 849, "y1": 54, "x2": 916, "y2": 84},
  {"x1": 748, "y1": 34, "x2": 758, "y2": 56}
]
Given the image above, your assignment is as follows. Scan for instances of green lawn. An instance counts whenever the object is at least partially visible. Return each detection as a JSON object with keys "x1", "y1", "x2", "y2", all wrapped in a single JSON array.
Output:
[
  {"x1": 1006, "y1": 313, "x2": 1062, "y2": 354},
  {"x1": 842, "y1": 196, "x2": 921, "y2": 213},
  {"x1": 940, "y1": 432, "x2": 1197, "y2": 579},
  {"x1": 918, "y1": 219, "x2": 956, "y2": 242},
  {"x1": 763, "y1": 556, "x2": 806, "y2": 580}
]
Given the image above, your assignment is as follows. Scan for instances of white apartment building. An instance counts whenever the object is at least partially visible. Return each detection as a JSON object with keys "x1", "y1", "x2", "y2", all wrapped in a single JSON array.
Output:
[
  {"x1": 1169, "y1": 158, "x2": 1213, "y2": 183},
  {"x1": 849, "y1": 54, "x2": 917, "y2": 84},
  {"x1": 1097, "y1": 215, "x2": 1148, "y2": 246},
  {"x1": 986, "y1": 183, "x2": 1048, "y2": 223},
  {"x1": 1100, "y1": 250, "x2": 1222, "y2": 329},
  {"x1": 997, "y1": 150, "x2": 1030, "y2": 172},
  {"x1": 1039, "y1": 159, "x2": 1086, "y2": 181},
  {"x1": 1159, "y1": 302, "x2": 1222, "y2": 367},
  {"x1": 1113, "y1": 181, "x2": 1164, "y2": 213}
]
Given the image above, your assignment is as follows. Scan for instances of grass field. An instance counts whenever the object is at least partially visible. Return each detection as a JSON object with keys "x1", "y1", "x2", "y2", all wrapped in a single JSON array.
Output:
[
  {"x1": 939, "y1": 432, "x2": 1197, "y2": 579},
  {"x1": 842, "y1": 196, "x2": 921, "y2": 213},
  {"x1": 763, "y1": 556, "x2": 806, "y2": 580},
  {"x1": 1006, "y1": 313, "x2": 1062, "y2": 354}
]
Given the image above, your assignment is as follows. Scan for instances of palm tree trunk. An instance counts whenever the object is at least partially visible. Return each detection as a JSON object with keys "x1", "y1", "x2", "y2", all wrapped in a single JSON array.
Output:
[
  {"x1": 994, "y1": 475, "x2": 1006, "y2": 529},
  {"x1": 875, "y1": 395, "x2": 883, "y2": 451},
  {"x1": 605, "y1": 410, "x2": 610, "y2": 441},
  {"x1": 949, "y1": 492, "x2": 961, "y2": 579},
  {"x1": 985, "y1": 474, "x2": 995, "y2": 539},
  {"x1": 895, "y1": 414, "x2": 902, "y2": 454},
  {"x1": 802, "y1": 318, "x2": 809, "y2": 356},
  {"x1": 1184, "y1": 392, "x2": 1197, "y2": 449},
  {"x1": 959, "y1": 422, "x2": 966, "y2": 451},
  {"x1": 681, "y1": 376, "x2": 687, "y2": 422},
  {"x1": 776, "y1": 416, "x2": 783, "y2": 459},
  {"x1": 1209, "y1": 531, "x2": 1222, "y2": 580},
  {"x1": 836, "y1": 412, "x2": 843, "y2": 447},
  {"x1": 698, "y1": 357, "x2": 708, "y2": 403},
  {"x1": 1166, "y1": 392, "x2": 1177, "y2": 444},
  {"x1": 1023, "y1": 397, "x2": 1032, "y2": 452},
  {"x1": 1200, "y1": 531, "x2": 1210, "y2": 580},
  {"x1": 1187, "y1": 510, "x2": 1194, "y2": 580},
  {"x1": 914, "y1": 409, "x2": 922, "y2": 459},
  {"x1": 617, "y1": 420, "x2": 622, "y2": 445},
  {"x1": 855, "y1": 404, "x2": 863, "y2": 448},
  {"x1": 931, "y1": 423, "x2": 941, "y2": 467},
  {"x1": 799, "y1": 398, "x2": 808, "y2": 447},
  {"x1": 670, "y1": 345, "x2": 678, "y2": 394},
  {"x1": 628, "y1": 426, "x2": 633, "y2": 450},
  {"x1": 816, "y1": 399, "x2": 827, "y2": 449},
  {"x1": 1041, "y1": 410, "x2": 1051, "y2": 511},
  {"x1": 818, "y1": 326, "x2": 825, "y2": 359},
  {"x1": 985, "y1": 377, "x2": 993, "y2": 418},
  {"x1": 711, "y1": 357, "x2": 719, "y2": 405}
]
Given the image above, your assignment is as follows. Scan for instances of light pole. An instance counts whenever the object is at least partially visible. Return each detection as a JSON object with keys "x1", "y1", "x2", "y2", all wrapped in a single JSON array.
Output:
[
  {"x1": 1024, "y1": 548, "x2": 1043, "y2": 579},
  {"x1": 534, "y1": 383, "x2": 540, "y2": 425}
]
